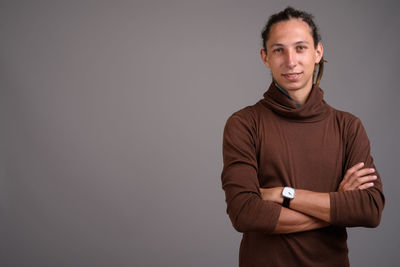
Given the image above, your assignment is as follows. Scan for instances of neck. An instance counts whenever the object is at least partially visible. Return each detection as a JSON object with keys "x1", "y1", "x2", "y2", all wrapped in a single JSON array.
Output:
[
  {"x1": 288, "y1": 87, "x2": 312, "y2": 105},
  {"x1": 275, "y1": 80, "x2": 313, "y2": 106}
]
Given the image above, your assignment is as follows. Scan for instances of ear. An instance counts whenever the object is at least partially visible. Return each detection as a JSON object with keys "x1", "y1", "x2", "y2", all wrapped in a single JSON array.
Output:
[
  {"x1": 260, "y1": 49, "x2": 270, "y2": 68},
  {"x1": 315, "y1": 42, "x2": 324, "y2": 64}
]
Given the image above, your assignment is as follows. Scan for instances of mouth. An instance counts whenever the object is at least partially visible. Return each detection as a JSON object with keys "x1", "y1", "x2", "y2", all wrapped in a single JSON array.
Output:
[{"x1": 282, "y1": 72, "x2": 303, "y2": 81}]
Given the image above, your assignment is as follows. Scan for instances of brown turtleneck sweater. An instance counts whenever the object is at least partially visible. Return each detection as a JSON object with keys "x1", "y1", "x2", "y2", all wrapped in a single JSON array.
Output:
[{"x1": 221, "y1": 83, "x2": 385, "y2": 267}]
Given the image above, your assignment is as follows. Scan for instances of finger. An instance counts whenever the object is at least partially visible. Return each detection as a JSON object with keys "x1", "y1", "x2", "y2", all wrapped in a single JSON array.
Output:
[
  {"x1": 348, "y1": 162, "x2": 365, "y2": 173},
  {"x1": 347, "y1": 168, "x2": 376, "y2": 188},
  {"x1": 343, "y1": 162, "x2": 365, "y2": 181},
  {"x1": 358, "y1": 182, "x2": 374, "y2": 190},
  {"x1": 353, "y1": 175, "x2": 377, "y2": 187},
  {"x1": 358, "y1": 175, "x2": 378, "y2": 183},
  {"x1": 354, "y1": 167, "x2": 376, "y2": 178}
]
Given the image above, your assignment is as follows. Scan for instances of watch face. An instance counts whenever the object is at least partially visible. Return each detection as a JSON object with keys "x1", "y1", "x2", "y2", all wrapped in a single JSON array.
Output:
[{"x1": 282, "y1": 187, "x2": 295, "y2": 199}]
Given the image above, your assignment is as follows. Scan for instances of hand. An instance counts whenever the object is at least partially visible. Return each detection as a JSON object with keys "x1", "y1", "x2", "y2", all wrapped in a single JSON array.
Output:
[
  {"x1": 338, "y1": 162, "x2": 377, "y2": 192},
  {"x1": 260, "y1": 187, "x2": 284, "y2": 203}
]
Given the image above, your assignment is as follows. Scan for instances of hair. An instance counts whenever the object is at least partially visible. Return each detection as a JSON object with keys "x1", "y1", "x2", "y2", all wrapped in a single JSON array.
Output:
[{"x1": 261, "y1": 6, "x2": 326, "y2": 86}]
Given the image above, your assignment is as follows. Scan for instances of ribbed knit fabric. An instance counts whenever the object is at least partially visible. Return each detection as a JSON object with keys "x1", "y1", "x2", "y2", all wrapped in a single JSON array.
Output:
[{"x1": 221, "y1": 82, "x2": 384, "y2": 267}]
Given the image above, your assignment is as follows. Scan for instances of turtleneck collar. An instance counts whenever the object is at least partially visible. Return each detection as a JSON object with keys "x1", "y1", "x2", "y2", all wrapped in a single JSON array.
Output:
[
  {"x1": 274, "y1": 81, "x2": 302, "y2": 107},
  {"x1": 260, "y1": 82, "x2": 331, "y2": 122}
]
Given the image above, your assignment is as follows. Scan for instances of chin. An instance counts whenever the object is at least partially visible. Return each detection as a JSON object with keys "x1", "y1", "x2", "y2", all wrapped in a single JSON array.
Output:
[
  {"x1": 278, "y1": 78, "x2": 313, "y2": 92},
  {"x1": 279, "y1": 82, "x2": 303, "y2": 91}
]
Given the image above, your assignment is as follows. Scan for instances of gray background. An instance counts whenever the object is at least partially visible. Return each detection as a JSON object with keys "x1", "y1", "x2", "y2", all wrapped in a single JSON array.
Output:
[{"x1": 1, "y1": 0, "x2": 399, "y2": 266}]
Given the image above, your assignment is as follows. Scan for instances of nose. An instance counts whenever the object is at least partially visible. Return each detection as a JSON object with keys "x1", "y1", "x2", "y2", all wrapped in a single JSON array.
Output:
[{"x1": 285, "y1": 49, "x2": 297, "y2": 68}]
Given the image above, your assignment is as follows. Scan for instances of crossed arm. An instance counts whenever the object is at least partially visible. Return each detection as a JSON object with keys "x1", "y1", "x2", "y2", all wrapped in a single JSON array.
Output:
[
  {"x1": 222, "y1": 114, "x2": 384, "y2": 235},
  {"x1": 262, "y1": 162, "x2": 377, "y2": 234}
]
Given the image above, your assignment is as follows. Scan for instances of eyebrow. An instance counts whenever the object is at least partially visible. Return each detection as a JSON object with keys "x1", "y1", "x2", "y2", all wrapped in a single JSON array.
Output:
[{"x1": 270, "y1": 40, "x2": 310, "y2": 48}]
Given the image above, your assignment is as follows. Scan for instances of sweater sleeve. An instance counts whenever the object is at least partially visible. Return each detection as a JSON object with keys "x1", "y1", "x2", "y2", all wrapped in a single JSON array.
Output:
[
  {"x1": 330, "y1": 117, "x2": 385, "y2": 227},
  {"x1": 221, "y1": 112, "x2": 281, "y2": 233}
]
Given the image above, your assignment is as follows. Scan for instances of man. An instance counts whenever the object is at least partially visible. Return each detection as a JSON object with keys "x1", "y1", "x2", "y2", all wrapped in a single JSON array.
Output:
[{"x1": 221, "y1": 7, "x2": 384, "y2": 267}]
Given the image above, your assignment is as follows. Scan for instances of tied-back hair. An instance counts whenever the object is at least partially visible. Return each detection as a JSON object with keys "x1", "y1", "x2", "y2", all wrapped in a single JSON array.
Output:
[
  {"x1": 314, "y1": 58, "x2": 327, "y2": 87},
  {"x1": 261, "y1": 6, "x2": 326, "y2": 87}
]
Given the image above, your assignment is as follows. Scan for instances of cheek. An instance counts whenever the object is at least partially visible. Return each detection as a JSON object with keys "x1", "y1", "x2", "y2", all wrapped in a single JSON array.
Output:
[
  {"x1": 303, "y1": 55, "x2": 317, "y2": 69},
  {"x1": 269, "y1": 65, "x2": 281, "y2": 75},
  {"x1": 268, "y1": 57, "x2": 283, "y2": 69}
]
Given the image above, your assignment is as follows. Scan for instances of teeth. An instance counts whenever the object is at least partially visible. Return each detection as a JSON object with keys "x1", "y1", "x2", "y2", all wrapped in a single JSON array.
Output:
[{"x1": 285, "y1": 72, "x2": 301, "y2": 76}]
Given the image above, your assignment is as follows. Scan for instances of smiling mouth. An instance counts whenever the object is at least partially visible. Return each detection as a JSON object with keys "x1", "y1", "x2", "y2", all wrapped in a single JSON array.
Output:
[{"x1": 282, "y1": 72, "x2": 303, "y2": 80}]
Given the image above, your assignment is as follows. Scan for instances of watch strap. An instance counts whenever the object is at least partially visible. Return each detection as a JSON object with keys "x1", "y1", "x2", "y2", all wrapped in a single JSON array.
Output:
[{"x1": 282, "y1": 197, "x2": 291, "y2": 208}]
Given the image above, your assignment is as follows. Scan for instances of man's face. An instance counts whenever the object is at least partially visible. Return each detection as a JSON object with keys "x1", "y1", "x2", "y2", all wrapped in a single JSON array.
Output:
[{"x1": 261, "y1": 19, "x2": 323, "y2": 93}]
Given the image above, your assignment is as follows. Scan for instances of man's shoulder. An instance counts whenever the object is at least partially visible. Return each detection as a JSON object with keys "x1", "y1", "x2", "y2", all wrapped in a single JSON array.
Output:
[
  {"x1": 226, "y1": 102, "x2": 262, "y2": 131},
  {"x1": 226, "y1": 101, "x2": 266, "y2": 124},
  {"x1": 330, "y1": 106, "x2": 360, "y2": 122},
  {"x1": 329, "y1": 106, "x2": 363, "y2": 130}
]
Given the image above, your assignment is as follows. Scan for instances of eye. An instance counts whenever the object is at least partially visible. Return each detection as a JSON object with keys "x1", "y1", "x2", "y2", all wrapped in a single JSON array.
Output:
[
  {"x1": 296, "y1": 45, "x2": 307, "y2": 52},
  {"x1": 273, "y1": 48, "x2": 283, "y2": 53}
]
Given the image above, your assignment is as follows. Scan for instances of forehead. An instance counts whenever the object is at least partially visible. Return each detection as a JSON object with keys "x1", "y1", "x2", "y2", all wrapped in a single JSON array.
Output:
[{"x1": 267, "y1": 19, "x2": 314, "y2": 46}]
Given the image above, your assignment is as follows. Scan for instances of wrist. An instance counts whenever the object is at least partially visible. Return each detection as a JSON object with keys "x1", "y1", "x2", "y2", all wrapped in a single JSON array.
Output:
[{"x1": 277, "y1": 188, "x2": 284, "y2": 203}]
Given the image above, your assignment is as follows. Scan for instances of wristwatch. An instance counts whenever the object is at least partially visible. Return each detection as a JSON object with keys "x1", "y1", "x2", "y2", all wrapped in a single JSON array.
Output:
[{"x1": 282, "y1": 187, "x2": 296, "y2": 208}]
